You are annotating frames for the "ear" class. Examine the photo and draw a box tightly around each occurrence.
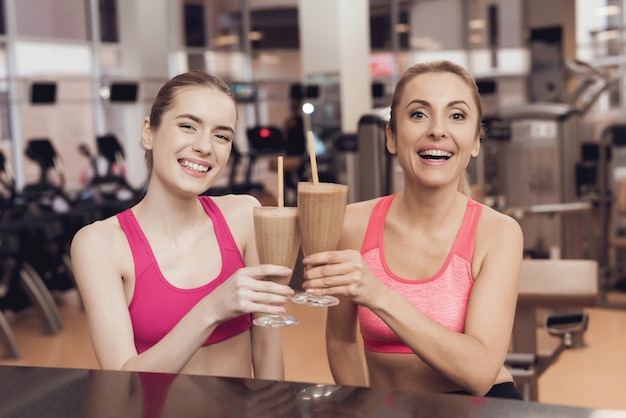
[141,117,153,150]
[386,124,397,155]
[471,134,481,158]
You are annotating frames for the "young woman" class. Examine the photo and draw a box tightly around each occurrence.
[70,71,294,380]
[301,60,524,399]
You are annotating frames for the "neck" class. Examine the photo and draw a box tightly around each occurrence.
[134,190,205,238]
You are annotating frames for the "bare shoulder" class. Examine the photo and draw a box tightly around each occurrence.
[474,202,524,261]
[69,214,132,291]
[344,199,379,227]
[207,194,261,247]
[210,194,261,218]
[477,203,523,237]
[70,215,127,259]
[346,198,380,216]
[339,198,382,250]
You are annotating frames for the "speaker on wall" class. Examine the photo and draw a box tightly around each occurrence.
[290,83,303,100]
[476,80,497,95]
[30,82,57,104]
[372,82,385,98]
[290,83,320,100]
[110,82,138,102]
[305,85,319,99]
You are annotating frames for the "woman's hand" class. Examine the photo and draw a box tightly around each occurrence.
[301,250,383,307]
[207,265,295,322]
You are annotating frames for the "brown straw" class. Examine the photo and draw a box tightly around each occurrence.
[307,131,319,185]
[277,155,284,207]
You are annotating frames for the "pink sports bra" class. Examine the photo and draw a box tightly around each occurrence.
[119,196,251,354]
[358,195,481,353]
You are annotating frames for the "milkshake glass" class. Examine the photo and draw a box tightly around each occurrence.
[253,206,301,327]
[292,181,348,307]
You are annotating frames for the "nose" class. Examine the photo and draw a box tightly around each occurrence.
[427,116,446,139]
[192,134,213,154]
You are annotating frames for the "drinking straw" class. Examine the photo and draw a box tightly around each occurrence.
[307,131,319,185]
[277,155,284,207]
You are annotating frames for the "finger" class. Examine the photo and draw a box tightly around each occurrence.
[242,283,294,304]
[304,283,352,297]
[229,285,293,309]
[244,264,293,279]
[302,249,346,266]
[250,300,289,315]
[304,261,353,281]
[304,262,360,287]
[301,272,334,289]
[247,279,295,296]
[302,250,361,265]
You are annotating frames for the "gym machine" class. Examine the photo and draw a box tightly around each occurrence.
[496,60,614,261]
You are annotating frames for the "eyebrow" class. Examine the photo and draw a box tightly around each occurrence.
[175,113,202,123]
[406,99,471,110]
[175,113,235,134]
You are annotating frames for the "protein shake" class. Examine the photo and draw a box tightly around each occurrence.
[253,206,301,284]
[297,181,349,257]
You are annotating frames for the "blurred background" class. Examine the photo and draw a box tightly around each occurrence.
[0,0,626,412]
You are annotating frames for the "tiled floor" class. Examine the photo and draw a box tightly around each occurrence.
[1,288,626,411]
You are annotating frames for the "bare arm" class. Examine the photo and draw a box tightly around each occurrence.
[71,217,293,374]
[325,296,368,387]
[376,212,522,394]
[250,324,284,380]
[325,202,372,387]
[71,222,152,371]
[240,198,286,380]
[305,208,523,395]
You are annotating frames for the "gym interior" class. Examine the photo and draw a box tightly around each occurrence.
[0,0,625,414]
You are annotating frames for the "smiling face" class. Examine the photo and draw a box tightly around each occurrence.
[141,85,237,196]
[386,70,481,191]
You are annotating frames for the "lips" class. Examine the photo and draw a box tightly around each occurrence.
[179,159,210,173]
[418,149,452,160]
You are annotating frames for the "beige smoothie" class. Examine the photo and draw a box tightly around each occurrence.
[297,182,349,256]
[253,206,301,285]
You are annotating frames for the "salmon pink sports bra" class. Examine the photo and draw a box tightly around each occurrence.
[358,195,481,353]
[118,196,251,354]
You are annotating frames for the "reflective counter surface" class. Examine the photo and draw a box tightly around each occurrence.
[0,365,625,417]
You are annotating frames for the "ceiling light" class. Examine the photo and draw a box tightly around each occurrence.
[213,34,239,47]
[248,31,263,41]
[469,34,483,44]
[468,19,486,30]
[597,29,619,41]
[597,5,620,16]
[395,23,409,33]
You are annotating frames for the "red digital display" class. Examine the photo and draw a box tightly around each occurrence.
[259,128,271,138]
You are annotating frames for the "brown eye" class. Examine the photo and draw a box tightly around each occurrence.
[215,133,233,142]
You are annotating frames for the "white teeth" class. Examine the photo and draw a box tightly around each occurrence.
[419,149,452,158]
[180,160,209,172]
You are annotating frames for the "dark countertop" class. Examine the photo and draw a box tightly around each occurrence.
[0,365,625,418]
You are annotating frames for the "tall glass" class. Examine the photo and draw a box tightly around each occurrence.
[253,206,301,327]
[292,181,348,307]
